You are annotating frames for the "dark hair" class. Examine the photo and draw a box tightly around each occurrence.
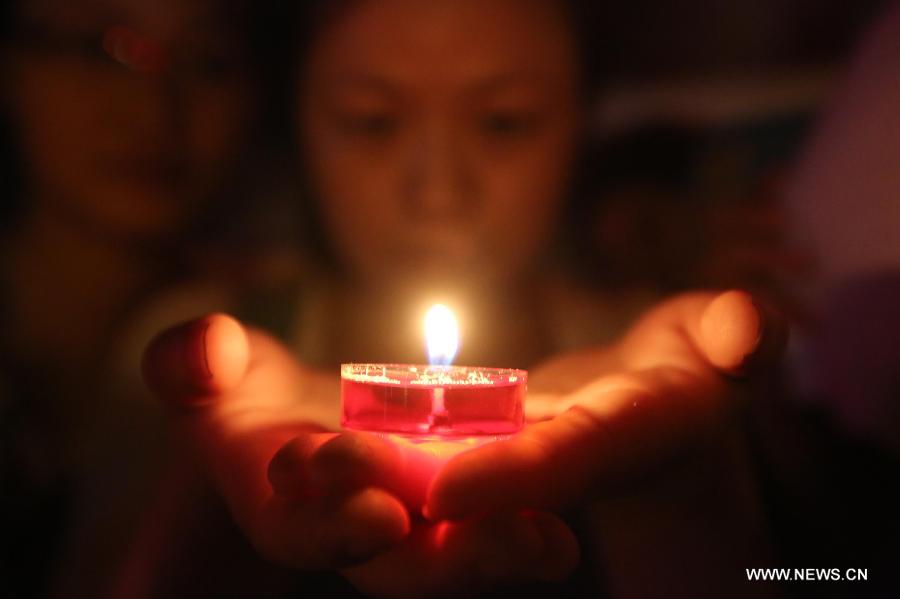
[0,0,13,48]
[0,0,24,231]
[292,0,604,97]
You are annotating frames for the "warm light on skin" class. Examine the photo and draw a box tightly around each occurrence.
[425,304,459,366]
[341,304,524,499]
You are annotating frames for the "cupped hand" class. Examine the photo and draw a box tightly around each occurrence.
[425,290,786,520]
[142,315,578,598]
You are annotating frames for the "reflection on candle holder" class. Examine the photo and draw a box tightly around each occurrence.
[340,363,526,444]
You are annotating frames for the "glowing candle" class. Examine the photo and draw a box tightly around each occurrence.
[341,304,526,444]
[425,304,455,426]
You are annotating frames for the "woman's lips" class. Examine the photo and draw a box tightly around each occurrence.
[387,241,482,277]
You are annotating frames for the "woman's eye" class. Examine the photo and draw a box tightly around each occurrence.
[480,112,539,138]
[40,30,119,65]
[339,113,399,138]
[85,40,120,65]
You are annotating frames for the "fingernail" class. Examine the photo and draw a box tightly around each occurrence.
[142,314,248,403]
[195,313,249,392]
[142,318,212,401]
[186,321,213,382]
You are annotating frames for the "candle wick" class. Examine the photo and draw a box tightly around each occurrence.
[433,387,446,413]
[429,386,450,431]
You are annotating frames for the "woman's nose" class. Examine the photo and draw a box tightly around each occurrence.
[402,126,476,219]
[103,74,184,143]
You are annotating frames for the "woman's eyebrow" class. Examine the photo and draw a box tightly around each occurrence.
[466,71,551,96]
[17,0,121,30]
[328,72,393,92]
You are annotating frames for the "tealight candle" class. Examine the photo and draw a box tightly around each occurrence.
[341,304,526,450]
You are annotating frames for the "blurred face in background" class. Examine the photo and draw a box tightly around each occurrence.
[299,0,583,292]
[2,0,254,241]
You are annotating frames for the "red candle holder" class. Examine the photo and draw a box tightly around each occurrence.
[341,363,526,509]
[341,363,526,443]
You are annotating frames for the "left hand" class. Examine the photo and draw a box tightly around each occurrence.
[428,290,784,516]
[425,290,786,596]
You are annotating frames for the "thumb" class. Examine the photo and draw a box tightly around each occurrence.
[141,313,250,405]
[695,290,788,376]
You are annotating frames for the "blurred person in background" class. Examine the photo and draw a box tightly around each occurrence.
[772,3,900,592]
[0,0,260,596]
[786,0,900,455]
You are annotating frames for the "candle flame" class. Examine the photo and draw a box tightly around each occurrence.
[425,304,459,366]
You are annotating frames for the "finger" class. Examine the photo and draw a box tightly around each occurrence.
[525,511,581,581]
[142,313,249,404]
[248,432,416,571]
[267,432,338,499]
[427,367,722,521]
[308,432,404,491]
[310,433,453,508]
[142,314,388,572]
[624,290,786,377]
[342,511,578,597]
[143,315,338,537]
[695,290,787,376]
[268,432,410,498]
[443,511,578,583]
[256,487,410,570]
[696,290,761,373]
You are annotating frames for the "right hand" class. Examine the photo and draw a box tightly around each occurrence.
[142,314,578,598]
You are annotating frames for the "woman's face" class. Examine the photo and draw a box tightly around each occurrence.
[3,0,254,240]
[299,0,582,290]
